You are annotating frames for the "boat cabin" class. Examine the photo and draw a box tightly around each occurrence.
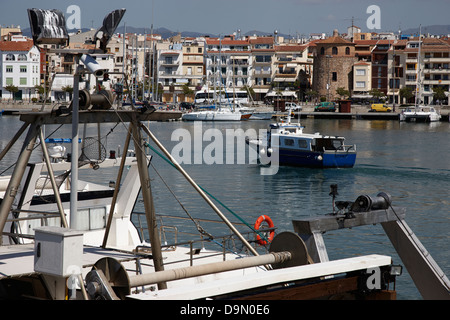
[268,122,348,153]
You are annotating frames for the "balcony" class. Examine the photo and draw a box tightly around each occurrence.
[423,57,450,63]
[423,79,450,85]
[160,61,180,67]
[423,68,450,74]
[253,70,272,76]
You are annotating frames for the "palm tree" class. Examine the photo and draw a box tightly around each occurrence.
[5,84,19,103]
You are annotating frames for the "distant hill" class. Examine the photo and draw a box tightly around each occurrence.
[402,25,450,36]
[115,26,216,39]
[21,24,450,41]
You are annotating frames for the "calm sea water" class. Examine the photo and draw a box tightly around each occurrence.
[0,114,448,300]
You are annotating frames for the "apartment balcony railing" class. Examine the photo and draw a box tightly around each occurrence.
[423,68,450,74]
[160,62,180,67]
[423,79,450,85]
[405,69,417,74]
[423,57,450,63]
[158,71,182,77]
[253,70,272,76]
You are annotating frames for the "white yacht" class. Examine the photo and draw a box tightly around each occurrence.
[400,106,441,122]
[182,103,250,121]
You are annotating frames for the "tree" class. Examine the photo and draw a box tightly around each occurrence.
[399,87,413,104]
[305,90,319,103]
[62,85,73,101]
[5,84,19,102]
[369,88,385,102]
[34,85,45,102]
[336,87,350,99]
[241,85,255,101]
[182,84,194,96]
[432,87,446,105]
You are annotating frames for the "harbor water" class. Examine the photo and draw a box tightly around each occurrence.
[0,115,448,300]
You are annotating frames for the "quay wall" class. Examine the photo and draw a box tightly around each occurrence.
[1,103,449,121]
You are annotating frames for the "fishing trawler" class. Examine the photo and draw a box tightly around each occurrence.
[247,115,357,168]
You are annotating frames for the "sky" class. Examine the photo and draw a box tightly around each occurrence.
[2,0,450,37]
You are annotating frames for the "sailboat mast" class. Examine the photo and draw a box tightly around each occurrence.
[415,25,422,108]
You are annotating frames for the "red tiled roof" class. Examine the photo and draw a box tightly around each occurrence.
[249,37,274,44]
[274,45,307,52]
[206,39,249,45]
[317,36,353,45]
[0,40,34,52]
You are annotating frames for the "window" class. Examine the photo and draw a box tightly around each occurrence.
[20,78,27,85]
[320,47,325,55]
[18,54,27,61]
[332,72,337,81]
[356,81,366,88]
[198,48,202,53]
[20,66,27,73]
[6,65,13,73]
[356,69,366,76]
[298,139,308,148]
[332,47,338,55]
[256,55,272,63]
[6,53,15,61]
[345,47,350,55]
[284,138,295,146]
[77,207,106,231]
[6,78,13,85]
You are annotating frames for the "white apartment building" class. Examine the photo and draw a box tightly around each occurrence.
[269,44,312,100]
[156,42,184,102]
[353,61,372,99]
[0,40,40,101]
[389,37,450,106]
[205,37,252,90]
[250,36,274,100]
[182,38,205,92]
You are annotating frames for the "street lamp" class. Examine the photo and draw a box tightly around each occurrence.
[27,8,126,230]
[27,9,69,46]
[326,55,333,101]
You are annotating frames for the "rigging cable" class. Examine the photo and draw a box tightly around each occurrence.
[143,141,269,243]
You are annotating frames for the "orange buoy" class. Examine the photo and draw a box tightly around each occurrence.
[254,215,275,245]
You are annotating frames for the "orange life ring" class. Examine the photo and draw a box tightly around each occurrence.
[254,215,275,245]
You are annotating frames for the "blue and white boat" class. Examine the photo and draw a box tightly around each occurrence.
[247,115,356,168]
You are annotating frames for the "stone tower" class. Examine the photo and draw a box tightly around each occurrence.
[312,29,357,101]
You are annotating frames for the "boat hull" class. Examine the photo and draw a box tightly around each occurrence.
[400,107,441,122]
[182,111,242,121]
[247,141,356,169]
[249,112,275,120]
[278,148,356,168]
[401,114,441,122]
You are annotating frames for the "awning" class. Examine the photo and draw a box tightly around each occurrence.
[266,91,297,98]
[273,77,296,82]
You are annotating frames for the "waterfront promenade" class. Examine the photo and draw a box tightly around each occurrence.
[1,102,449,121]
